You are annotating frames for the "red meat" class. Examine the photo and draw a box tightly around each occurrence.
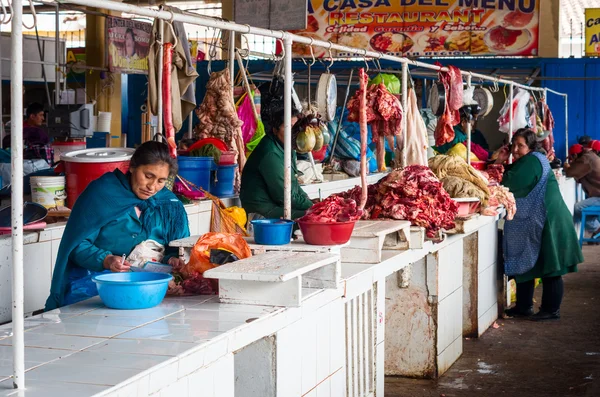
[335,166,458,237]
[299,196,363,223]
[358,68,368,210]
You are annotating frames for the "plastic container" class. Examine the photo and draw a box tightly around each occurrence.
[211,164,238,197]
[30,176,66,208]
[178,156,214,192]
[97,111,112,133]
[453,197,481,217]
[52,141,86,163]
[62,148,134,208]
[219,151,236,165]
[471,161,487,171]
[297,220,356,246]
[251,219,294,245]
[92,272,172,310]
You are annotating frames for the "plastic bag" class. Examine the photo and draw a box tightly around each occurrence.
[223,206,248,231]
[237,93,258,144]
[369,73,400,95]
[446,143,480,162]
[498,89,530,134]
[127,239,165,269]
[181,232,251,277]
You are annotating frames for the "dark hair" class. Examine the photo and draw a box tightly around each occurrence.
[130,141,178,176]
[578,135,592,146]
[26,102,44,118]
[270,107,302,133]
[125,28,135,40]
[512,128,541,152]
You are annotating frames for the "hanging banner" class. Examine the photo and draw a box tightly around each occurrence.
[289,0,540,57]
[585,8,600,57]
[106,17,152,74]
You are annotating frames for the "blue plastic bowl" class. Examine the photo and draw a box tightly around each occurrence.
[251,219,295,245]
[92,272,173,310]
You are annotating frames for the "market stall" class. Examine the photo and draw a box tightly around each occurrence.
[3,0,572,395]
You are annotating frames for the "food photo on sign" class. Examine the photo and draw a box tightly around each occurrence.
[284,0,540,57]
[107,16,152,74]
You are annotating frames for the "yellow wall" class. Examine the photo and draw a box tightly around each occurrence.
[85,10,122,148]
[539,0,560,57]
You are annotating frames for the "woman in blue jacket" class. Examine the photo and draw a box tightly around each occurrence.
[45,141,190,310]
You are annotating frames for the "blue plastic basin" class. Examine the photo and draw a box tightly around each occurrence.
[92,272,172,310]
[251,219,294,245]
[178,156,214,192]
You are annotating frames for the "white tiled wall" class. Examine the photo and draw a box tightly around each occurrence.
[276,297,346,397]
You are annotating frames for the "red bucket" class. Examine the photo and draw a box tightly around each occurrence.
[62,148,134,208]
[297,220,356,246]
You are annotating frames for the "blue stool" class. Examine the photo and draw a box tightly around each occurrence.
[579,206,600,247]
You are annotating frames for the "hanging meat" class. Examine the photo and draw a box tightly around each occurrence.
[347,80,403,172]
[195,69,246,190]
[405,87,428,166]
[433,63,463,146]
[358,68,368,210]
[162,43,177,158]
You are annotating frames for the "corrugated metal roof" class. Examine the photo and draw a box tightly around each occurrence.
[561,0,600,37]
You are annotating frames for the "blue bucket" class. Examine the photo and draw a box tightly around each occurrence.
[211,164,238,197]
[92,272,172,310]
[251,219,294,245]
[178,157,214,192]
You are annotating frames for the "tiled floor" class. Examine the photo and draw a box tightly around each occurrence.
[0,295,279,396]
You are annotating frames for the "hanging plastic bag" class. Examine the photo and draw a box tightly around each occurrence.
[236,93,258,144]
[368,73,400,95]
[498,89,530,134]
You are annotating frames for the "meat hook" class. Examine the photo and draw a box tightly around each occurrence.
[326,41,334,73]
[362,50,369,73]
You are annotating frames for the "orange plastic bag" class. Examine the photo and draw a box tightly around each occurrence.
[181,232,251,277]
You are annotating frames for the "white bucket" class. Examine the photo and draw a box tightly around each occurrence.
[97,112,112,133]
[30,176,67,208]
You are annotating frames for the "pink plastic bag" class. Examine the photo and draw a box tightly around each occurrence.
[237,94,257,144]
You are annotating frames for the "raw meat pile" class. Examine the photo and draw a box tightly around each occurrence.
[483,185,516,221]
[347,80,403,171]
[299,196,363,223]
[434,64,463,146]
[337,166,458,237]
[195,69,246,190]
[482,164,504,185]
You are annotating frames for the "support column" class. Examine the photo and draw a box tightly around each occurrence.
[85,10,122,147]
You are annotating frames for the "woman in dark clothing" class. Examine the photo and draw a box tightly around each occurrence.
[497,129,583,321]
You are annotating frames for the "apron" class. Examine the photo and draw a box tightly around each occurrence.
[503,152,550,276]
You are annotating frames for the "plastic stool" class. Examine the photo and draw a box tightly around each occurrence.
[579,206,600,247]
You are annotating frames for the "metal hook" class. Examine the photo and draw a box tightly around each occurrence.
[327,42,334,73]
[363,50,369,73]
[309,38,316,67]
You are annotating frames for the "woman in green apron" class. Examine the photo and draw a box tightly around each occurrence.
[499,129,583,321]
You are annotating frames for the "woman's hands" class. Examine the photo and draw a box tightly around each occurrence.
[495,146,510,164]
[103,255,131,272]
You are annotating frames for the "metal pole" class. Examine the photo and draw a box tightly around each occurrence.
[508,84,514,164]
[565,94,569,160]
[401,62,408,167]
[466,74,472,166]
[283,35,292,219]
[0,24,3,148]
[229,31,235,99]
[11,0,25,389]
[55,3,60,106]
[156,18,164,139]
[60,0,558,94]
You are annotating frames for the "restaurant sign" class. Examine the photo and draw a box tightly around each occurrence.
[585,8,600,57]
[106,16,152,74]
[289,0,540,57]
